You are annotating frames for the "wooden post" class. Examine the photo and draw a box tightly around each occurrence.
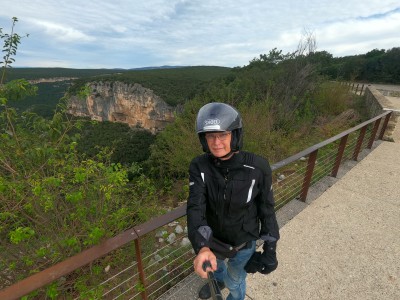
[353,126,367,161]
[378,112,392,140]
[299,150,318,202]
[331,135,348,177]
[367,119,381,149]
[135,239,148,300]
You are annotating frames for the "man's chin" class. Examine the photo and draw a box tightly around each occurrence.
[212,151,234,160]
[212,151,226,157]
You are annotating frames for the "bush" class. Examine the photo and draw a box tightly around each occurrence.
[74,120,156,165]
[145,51,366,179]
[0,83,163,289]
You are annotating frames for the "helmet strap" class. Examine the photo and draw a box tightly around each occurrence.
[217,151,235,160]
[230,128,243,152]
[199,133,209,153]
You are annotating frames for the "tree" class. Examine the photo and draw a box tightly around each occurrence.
[1,18,162,295]
[0,17,28,84]
[381,47,400,82]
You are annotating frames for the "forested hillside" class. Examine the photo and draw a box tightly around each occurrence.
[67,66,232,106]
[8,81,70,118]
[311,47,400,83]
[4,67,128,81]
[6,66,232,119]
[6,47,399,120]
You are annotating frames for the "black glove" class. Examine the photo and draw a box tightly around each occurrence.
[259,241,278,274]
[244,251,262,273]
[244,241,278,274]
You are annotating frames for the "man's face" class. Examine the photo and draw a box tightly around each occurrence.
[205,131,232,159]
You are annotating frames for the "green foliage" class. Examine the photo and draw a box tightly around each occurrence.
[9,227,35,244]
[5,67,127,81]
[0,103,163,290]
[248,48,295,66]
[84,227,106,246]
[312,81,350,115]
[0,78,38,101]
[145,98,204,178]
[6,66,232,126]
[67,66,233,106]
[0,23,163,294]
[76,84,91,99]
[5,81,70,118]
[317,47,400,83]
[135,281,146,292]
[1,17,29,83]
[45,282,59,299]
[146,50,364,179]
[74,120,156,165]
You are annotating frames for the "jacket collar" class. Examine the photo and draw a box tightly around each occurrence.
[210,151,242,168]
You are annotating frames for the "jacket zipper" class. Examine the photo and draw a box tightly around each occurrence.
[220,168,229,232]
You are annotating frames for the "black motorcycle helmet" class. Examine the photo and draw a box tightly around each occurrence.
[196,102,243,153]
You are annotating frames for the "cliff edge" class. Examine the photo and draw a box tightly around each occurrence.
[67,81,175,133]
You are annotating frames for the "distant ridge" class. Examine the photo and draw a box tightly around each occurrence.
[128,65,189,70]
[14,65,188,70]
[6,66,231,82]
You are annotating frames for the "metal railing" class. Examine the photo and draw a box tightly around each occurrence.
[340,81,366,95]
[0,110,392,300]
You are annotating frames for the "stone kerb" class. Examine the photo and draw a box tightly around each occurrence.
[364,86,399,142]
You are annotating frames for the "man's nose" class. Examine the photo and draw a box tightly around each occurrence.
[211,137,222,144]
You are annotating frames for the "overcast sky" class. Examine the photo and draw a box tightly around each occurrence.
[1,0,399,69]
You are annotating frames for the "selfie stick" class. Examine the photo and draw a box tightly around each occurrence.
[203,261,224,300]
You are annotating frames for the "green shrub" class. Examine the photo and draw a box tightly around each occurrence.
[1,86,163,291]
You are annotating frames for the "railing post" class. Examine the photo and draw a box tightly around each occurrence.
[378,112,392,140]
[367,119,381,149]
[299,150,318,202]
[352,126,367,161]
[361,84,365,95]
[135,238,148,300]
[355,84,359,94]
[331,135,348,177]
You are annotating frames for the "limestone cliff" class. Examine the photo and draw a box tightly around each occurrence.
[67,81,175,133]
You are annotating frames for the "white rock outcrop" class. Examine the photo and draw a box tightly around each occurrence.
[67,81,175,133]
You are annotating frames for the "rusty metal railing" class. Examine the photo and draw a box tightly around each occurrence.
[0,110,392,300]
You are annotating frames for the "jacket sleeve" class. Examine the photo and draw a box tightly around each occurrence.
[256,158,280,242]
[186,157,212,253]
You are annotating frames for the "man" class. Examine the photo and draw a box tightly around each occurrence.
[187,102,280,300]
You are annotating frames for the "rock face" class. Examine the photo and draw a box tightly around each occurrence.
[67,81,175,133]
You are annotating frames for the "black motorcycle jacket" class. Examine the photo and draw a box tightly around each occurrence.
[187,151,280,254]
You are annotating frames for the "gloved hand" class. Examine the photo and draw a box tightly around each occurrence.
[259,241,278,274]
[244,251,262,273]
[244,241,278,274]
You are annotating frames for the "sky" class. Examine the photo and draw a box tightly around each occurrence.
[1,0,399,69]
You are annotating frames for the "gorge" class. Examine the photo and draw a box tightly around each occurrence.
[67,81,176,133]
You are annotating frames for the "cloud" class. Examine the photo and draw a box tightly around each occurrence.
[317,9,400,56]
[0,0,399,68]
[30,19,96,43]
